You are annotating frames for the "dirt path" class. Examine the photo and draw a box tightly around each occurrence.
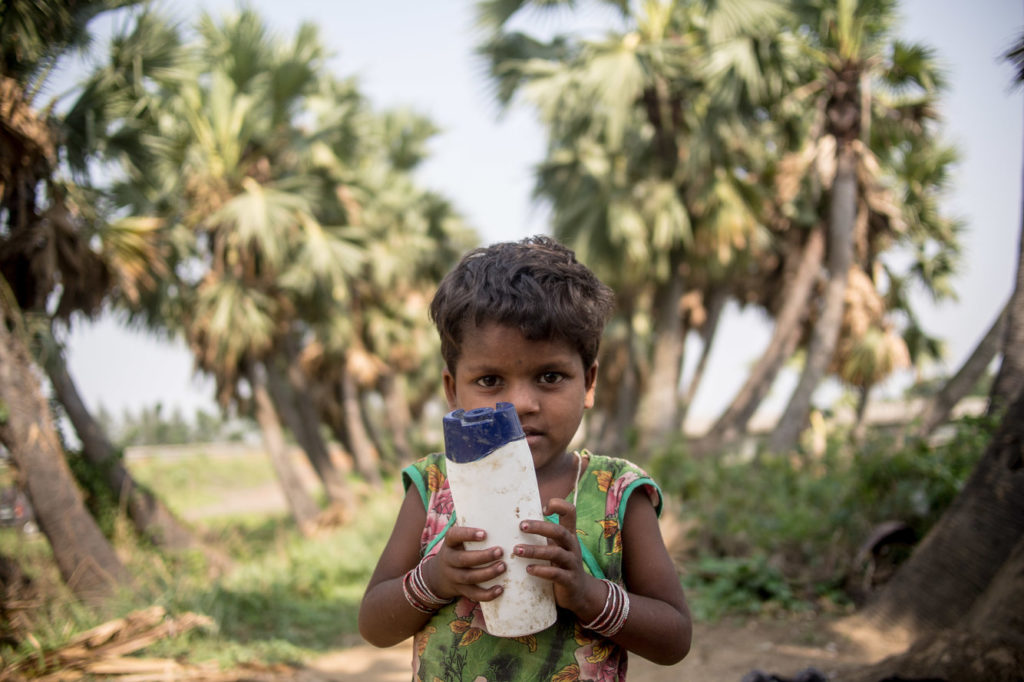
[285,612,888,682]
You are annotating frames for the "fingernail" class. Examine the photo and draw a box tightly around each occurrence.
[520,522,529,531]
[474,530,485,540]
[514,546,525,556]
[496,562,506,573]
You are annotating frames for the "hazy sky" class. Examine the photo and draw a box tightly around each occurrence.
[64,0,1024,424]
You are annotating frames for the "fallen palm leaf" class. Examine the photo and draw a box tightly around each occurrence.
[3,606,215,680]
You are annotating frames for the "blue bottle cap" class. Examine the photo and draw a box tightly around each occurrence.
[443,402,525,463]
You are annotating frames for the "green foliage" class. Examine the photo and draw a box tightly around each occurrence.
[847,414,995,537]
[129,448,277,516]
[98,403,252,448]
[682,554,805,621]
[652,414,995,619]
[0,472,400,671]
[132,494,396,665]
[64,449,123,537]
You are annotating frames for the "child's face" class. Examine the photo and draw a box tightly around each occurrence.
[443,322,597,473]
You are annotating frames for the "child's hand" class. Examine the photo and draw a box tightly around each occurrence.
[515,498,601,616]
[427,526,506,603]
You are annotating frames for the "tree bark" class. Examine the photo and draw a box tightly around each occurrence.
[913,301,1008,438]
[695,228,825,455]
[850,384,870,444]
[839,389,1024,682]
[248,363,319,535]
[380,371,415,466]
[597,312,641,456]
[0,316,127,603]
[989,169,1024,416]
[859,386,1024,637]
[340,363,381,482]
[43,337,205,553]
[636,267,688,450]
[266,359,352,511]
[769,146,857,453]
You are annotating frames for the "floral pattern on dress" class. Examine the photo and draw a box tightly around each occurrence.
[403,451,658,682]
[421,462,454,558]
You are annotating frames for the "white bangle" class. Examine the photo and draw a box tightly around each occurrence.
[582,579,630,637]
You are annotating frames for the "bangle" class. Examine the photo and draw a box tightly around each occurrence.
[402,557,454,614]
[582,579,630,637]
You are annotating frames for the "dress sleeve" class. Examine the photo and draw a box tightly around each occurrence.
[402,460,429,510]
[611,462,663,525]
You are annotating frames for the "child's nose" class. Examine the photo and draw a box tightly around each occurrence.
[508,383,540,415]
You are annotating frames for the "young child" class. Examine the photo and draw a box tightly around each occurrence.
[359,236,692,680]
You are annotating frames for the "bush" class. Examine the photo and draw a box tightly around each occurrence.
[651,414,995,618]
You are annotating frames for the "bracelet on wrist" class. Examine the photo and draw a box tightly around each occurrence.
[582,578,630,638]
[402,557,454,614]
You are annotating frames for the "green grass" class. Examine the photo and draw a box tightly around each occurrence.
[0,450,401,674]
[128,449,280,514]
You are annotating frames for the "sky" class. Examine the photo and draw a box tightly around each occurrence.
[63,0,1024,426]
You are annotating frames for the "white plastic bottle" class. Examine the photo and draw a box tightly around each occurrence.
[442,402,558,637]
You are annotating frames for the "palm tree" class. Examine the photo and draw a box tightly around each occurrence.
[479,0,799,452]
[82,8,475,512]
[988,32,1024,416]
[768,0,951,452]
[78,9,359,530]
[0,292,128,602]
[835,34,1024,678]
[0,0,223,579]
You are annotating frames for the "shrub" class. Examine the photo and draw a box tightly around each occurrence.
[651,414,994,618]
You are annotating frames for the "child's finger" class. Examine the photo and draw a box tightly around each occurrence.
[514,543,576,573]
[446,545,504,569]
[460,582,504,603]
[517,517,576,551]
[543,498,577,537]
[444,525,488,547]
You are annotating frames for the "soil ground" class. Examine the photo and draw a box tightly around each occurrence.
[287,612,888,682]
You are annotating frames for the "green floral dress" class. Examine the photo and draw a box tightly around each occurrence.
[401,449,662,682]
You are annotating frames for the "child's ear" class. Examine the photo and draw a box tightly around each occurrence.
[583,362,598,410]
[442,367,458,410]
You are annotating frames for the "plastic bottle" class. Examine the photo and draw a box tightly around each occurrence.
[442,402,557,637]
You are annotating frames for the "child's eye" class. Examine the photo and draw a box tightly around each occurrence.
[539,372,565,385]
[475,375,501,388]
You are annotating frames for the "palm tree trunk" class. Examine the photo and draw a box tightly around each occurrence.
[340,364,381,482]
[913,301,1008,438]
[770,147,857,453]
[266,360,352,511]
[678,287,726,429]
[695,228,825,455]
[248,363,319,535]
[43,336,206,553]
[0,314,127,603]
[988,159,1024,415]
[380,371,415,466]
[637,267,687,450]
[851,385,870,444]
[598,314,641,455]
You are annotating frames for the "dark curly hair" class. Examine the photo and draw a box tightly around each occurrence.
[429,235,615,373]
